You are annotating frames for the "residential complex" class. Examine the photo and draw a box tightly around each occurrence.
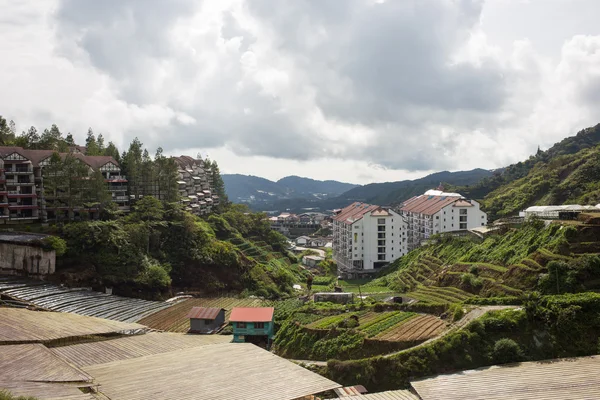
[172,155,219,215]
[332,202,408,277]
[0,146,220,224]
[269,212,328,237]
[397,189,488,251]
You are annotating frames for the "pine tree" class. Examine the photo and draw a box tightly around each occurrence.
[85,128,101,155]
[65,133,75,145]
[122,138,144,200]
[0,116,15,145]
[104,141,120,162]
[97,133,105,153]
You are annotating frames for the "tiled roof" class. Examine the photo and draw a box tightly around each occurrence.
[229,307,274,322]
[371,208,392,217]
[0,146,120,168]
[333,202,379,224]
[400,195,466,216]
[452,200,474,207]
[185,307,224,320]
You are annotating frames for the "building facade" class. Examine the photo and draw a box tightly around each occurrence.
[187,307,226,334]
[333,202,408,277]
[0,146,129,224]
[230,307,275,348]
[172,156,219,216]
[397,189,488,251]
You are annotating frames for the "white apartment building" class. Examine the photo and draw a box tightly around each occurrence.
[398,189,487,251]
[333,202,408,277]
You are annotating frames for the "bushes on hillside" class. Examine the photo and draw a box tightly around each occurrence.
[492,338,524,364]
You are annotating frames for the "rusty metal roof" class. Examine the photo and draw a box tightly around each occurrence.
[229,307,274,322]
[185,307,224,320]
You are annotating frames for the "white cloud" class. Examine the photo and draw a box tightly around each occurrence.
[0,0,599,184]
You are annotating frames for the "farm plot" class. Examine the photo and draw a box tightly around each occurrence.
[374,314,446,342]
[139,297,266,332]
[359,312,416,338]
[406,285,472,304]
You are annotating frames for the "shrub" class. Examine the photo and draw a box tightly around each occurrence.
[41,235,67,256]
[449,304,465,321]
[0,390,38,400]
[491,338,524,364]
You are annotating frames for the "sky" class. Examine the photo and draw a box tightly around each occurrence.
[1,0,599,184]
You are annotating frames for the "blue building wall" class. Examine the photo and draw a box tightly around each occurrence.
[232,321,274,343]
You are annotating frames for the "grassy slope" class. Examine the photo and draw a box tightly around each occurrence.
[371,222,600,299]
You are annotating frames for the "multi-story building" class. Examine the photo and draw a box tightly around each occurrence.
[333,202,408,278]
[172,155,219,216]
[397,189,488,251]
[0,147,129,224]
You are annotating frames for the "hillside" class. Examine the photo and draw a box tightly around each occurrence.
[250,169,492,212]
[451,123,600,219]
[222,174,358,206]
[369,219,600,299]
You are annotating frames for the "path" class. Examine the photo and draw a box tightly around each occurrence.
[288,305,519,366]
[293,246,326,257]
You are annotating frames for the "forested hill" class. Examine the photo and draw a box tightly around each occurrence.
[450,123,600,220]
[250,169,492,212]
[222,174,358,205]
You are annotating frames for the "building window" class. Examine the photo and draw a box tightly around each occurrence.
[237,322,247,329]
[459,216,467,222]
[354,225,359,228]
[378,239,385,246]
[459,209,467,215]
[378,226,385,232]
[481,223,485,226]
[436,216,439,219]
[378,233,385,239]
[481,215,485,218]
[377,218,386,224]
[460,223,467,230]
[204,320,211,325]
[354,247,357,250]
[378,247,385,253]
[355,254,358,257]
[378,254,386,260]
[255,322,265,329]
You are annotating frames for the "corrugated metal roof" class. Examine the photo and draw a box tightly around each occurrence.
[411,356,600,400]
[230,307,274,322]
[0,380,96,400]
[327,389,420,400]
[400,195,463,216]
[185,307,224,320]
[52,332,231,368]
[84,343,341,400]
[333,202,380,224]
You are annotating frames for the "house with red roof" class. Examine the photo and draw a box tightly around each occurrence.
[397,189,488,251]
[332,203,408,278]
[230,307,275,347]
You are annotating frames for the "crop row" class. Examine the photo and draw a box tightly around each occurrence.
[361,312,416,338]
[356,311,400,331]
[307,312,362,329]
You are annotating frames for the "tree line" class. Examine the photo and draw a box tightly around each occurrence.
[0,116,228,213]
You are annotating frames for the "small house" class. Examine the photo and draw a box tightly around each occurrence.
[230,307,275,348]
[295,236,311,246]
[302,255,324,268]
[313,292,354,304]
[186,307,226,334]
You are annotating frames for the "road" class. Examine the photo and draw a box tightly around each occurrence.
[293,246,326,257]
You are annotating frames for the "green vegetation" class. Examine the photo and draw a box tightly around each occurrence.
[326,292,600,391]
[450,123,600,219]
[360,312,415,338]
[372,221,600,298]
[0,391,37,400]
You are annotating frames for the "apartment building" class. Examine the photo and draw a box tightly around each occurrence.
[172,156,219,215]
[333,202,408,278]
[397,189,488,251]
[0,147,129,224]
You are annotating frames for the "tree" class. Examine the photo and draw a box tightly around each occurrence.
[121,138,144,200]
[39,124,63,150]
[97,133,105,153]
[491,338,524,364]
[154,147,179,202]
[104,141,120,162]
[129,196,165,222]
[65,133,75,145]
[17,126,40,149]
[0,116,15,145]
[206,159,228,210]
[85,128,101,155]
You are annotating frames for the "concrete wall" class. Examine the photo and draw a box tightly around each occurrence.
[0,242,55,277]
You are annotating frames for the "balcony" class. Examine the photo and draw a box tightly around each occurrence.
[8,205,38,210]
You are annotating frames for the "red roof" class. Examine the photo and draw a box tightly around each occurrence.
[229,307,274,323]
[186,307,224,320]
[332,202,379,224]
[400,195,467,216]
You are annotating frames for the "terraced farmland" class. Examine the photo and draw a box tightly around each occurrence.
[406,286,473,304]
[374,314,446,342]
[138,297,266,332]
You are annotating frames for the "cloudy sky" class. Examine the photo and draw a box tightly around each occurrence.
[1,0,599,184]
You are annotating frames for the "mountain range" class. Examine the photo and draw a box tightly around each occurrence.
[224,122,600,216]
[223,169,493,213]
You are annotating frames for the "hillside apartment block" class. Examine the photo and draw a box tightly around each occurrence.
[0,146,219,224]
[397,189,488,251]
[333,202,408,277]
